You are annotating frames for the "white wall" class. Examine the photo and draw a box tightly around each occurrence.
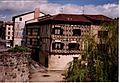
[48,54,81,70]
[5,25,13,40]
[13,12,45,47]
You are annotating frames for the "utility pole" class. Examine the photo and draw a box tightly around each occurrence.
[59,7,63,14]
[82,5,85,15]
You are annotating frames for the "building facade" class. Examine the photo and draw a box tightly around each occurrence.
[25,14,112,70]
[12,8,47,47]
[0,22,14,48]
[4,22,14,47]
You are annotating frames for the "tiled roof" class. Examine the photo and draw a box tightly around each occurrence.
[84,15,112,21]
[5,22,13,25]
[50,14,91,22]
[38,14,112,23]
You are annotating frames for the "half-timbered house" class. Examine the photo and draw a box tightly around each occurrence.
[25,14,112,70]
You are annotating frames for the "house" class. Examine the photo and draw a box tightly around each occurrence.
[12,8,48,47]
[4,22,14,47]
[25,14,112,70]
[0,21,14,48]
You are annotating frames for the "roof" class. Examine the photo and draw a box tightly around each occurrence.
[26,14,52,24]
[84,15,112,21]
[12,11,47,21]
[26,14,113,25]
[39,14,91,23]
[5,22,13,25]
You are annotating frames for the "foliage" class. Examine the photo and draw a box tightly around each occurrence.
[65,20,118,82]
[8,46,31,53]
[65,60,88,82]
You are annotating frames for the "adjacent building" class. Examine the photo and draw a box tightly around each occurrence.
[4,22,14,47]
[0,21,14,48]
[12,8,47,47]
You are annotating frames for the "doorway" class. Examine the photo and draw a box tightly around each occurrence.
[45,56,48,68]
[31,48,40,62]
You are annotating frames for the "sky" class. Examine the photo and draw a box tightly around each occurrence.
[0,0,119,21]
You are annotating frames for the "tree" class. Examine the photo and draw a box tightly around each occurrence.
[65,20,118,82]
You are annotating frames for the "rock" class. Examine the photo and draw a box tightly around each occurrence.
[0,52,31,82]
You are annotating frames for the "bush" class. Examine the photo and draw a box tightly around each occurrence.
[8,46,31,53]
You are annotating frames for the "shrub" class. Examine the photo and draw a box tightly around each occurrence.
[8,46,31,53]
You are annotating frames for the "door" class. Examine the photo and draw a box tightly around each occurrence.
[31,48,40,62]
[45,56,48,68]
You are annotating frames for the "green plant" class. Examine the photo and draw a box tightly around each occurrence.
[8,46,31,52]
[65,20,118,82]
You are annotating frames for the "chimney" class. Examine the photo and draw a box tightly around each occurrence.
[34,8,40,19]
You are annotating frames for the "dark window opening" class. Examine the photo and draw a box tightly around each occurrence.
[73,29,81,36]
[8,32,10,35]
[8,27,10,30]
[68,43,80,50]
[33,29,39,36]
[8,36,10,39]
[52,42,64,50]
[33,39,39,46]
[98,31,108,38]
[52,27,63,35]
[30,29,33,36]
[19,17,22,21]
[30,38,32,45]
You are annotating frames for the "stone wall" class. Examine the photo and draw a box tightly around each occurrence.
[0,52,31,82]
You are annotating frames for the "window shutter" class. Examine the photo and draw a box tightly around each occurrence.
[61,43,64,49]
[52,43,55,49]
[52,28,55,34]
[60,29,63,35]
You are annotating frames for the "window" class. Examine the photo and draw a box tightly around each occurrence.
[98,31,108,38]
[33,39,39,46]
[8,27,10,30]
[73,29,81,36]
[68,43,80,50]
[30,38,32,45]
[30,29,33,36]
[55,29,60,34]
[52,42,64,50]
[33,29,39,36]
[8,32,10,35]
[52,27,63,35]
[8,36,10,39]
[19,17,22,21]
